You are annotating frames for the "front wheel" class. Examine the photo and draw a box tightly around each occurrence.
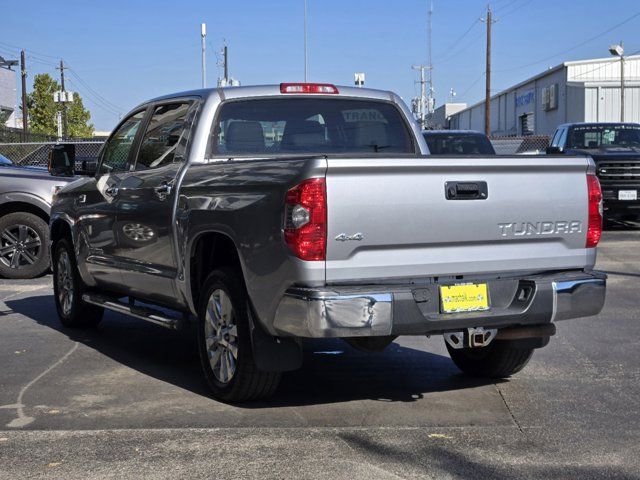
[197,268,281,403]
[52,239,103,328]
[0,212,50,279]
[445,339,534,378]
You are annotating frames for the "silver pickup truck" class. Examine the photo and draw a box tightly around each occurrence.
[0,156,76,279]
[50,83,606,402]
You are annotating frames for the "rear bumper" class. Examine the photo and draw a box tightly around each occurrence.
[273,270,606,338]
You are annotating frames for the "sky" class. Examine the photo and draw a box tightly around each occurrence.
[2,0,640,131]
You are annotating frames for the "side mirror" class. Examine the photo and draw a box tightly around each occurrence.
[546,145,562,155]
[48,144,75,176]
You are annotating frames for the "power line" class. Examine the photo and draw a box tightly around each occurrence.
[0,40,59,60]
[493,0,520,13]
[66,67,124,112]
[497,0,534,18]
[433,30,485,66]
[496,10,640,73]
[458,71,485,100]
[571,48,640,79]
[65,78,121,118]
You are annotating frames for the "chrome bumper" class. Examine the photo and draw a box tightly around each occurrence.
[273,271,606,338]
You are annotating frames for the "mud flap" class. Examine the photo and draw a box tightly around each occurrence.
[248,307,303,372]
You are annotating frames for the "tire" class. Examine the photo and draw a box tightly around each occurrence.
[52,238,103,328]
[197,268,281,403]
[445,339,534,378]
[0,212,50,279]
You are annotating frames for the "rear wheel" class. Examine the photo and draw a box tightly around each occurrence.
[0,212,50,279]
[52,239,103,328]
[197,268,281,402]
[445,339,534,378]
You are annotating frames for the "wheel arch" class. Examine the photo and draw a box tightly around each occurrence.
[188,230,246,314]
[0,200,50,224]
[50,216,74,245]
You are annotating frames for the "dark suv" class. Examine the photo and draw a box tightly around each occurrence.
[548,123,640,220]
[423,130,496,155]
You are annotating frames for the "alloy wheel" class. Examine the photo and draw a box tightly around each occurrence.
[56,250,74,316]
[204,289,239,384]
[0,224,41,269]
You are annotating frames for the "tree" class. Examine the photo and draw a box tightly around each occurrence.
[25,73,94,137]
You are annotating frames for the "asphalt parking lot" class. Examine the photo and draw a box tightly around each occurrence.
[0,225,639,479]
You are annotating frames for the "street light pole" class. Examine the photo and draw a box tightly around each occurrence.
[621,45,625,122]
[609,41,625,122]
[20,50,28,139]
[201,23,207,88]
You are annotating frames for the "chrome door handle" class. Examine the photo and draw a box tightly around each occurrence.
[154,182,172,197]
[105,185,119,197]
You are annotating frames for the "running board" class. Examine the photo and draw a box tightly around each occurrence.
[82,293,187,330]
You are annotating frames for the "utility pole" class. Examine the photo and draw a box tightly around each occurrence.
[201,23,207,88]
[620,41,625,122]
[412,65,431,129]
[426,0,434,128]
[20,50,28,139]
[481,5,496,137]
[57,60,68,138]
[223,44,228,82]
[303,0,308,81]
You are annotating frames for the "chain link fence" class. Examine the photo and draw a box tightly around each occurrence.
[0,141,104,168]
[0,131,552,167]
[490,136,551,155]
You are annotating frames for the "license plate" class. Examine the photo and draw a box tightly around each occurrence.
[440,283,489,313]
[619,190,637,201]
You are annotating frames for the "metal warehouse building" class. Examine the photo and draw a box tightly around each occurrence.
[447,55,640,136]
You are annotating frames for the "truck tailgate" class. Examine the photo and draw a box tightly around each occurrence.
[325,156,593,282]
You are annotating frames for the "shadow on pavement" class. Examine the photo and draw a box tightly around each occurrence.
[338,433,636,480]
[604,217,640,231]
[7,293,495,408]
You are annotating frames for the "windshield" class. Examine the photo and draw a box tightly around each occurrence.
[566,124,640,149]
[423,133,495,155]
[211,98,415,155]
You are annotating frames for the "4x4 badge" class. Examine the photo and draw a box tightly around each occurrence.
[335,233,364,242]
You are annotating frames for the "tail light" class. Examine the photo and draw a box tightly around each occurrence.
[284,178,327,261]
[280,83,339,94]
[586,174,603,248]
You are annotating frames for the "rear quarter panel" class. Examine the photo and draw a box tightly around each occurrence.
[175,157,327,334]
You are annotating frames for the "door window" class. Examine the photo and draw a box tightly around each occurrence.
[558,128,568,148]
[135,103,192,170]
[100,110,146,173]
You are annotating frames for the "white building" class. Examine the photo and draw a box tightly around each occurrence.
[447,54,640,136]
[0,68,17,128]
[432,102,467,129]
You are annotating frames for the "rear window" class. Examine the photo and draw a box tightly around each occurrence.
[567,124,640,149]
[424,133,495,155]
[211,98,414,155]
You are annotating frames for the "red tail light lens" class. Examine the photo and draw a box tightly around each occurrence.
[284,178,327,261]
[280,83,339,94]
[586,174,603,248]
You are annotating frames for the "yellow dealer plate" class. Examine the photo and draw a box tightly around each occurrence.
[440,283,489,313]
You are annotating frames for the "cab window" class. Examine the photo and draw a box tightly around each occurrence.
[100,110,146,173]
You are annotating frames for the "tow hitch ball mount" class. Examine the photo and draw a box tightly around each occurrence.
[444,327,498,350]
